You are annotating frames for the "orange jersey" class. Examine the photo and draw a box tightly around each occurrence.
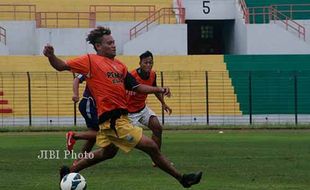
[127,69,156,113]
[67,54,130,116]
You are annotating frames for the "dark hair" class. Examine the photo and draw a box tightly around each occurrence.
[86,26,111,51]
[139,50,153,61]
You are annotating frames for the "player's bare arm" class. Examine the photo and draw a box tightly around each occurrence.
[43,44,70,71]
[125,72,171,97]
[155,93,172,115]
[134,84,171,97]
[72,77,80,103]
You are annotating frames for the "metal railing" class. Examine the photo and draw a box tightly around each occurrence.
[89,4,156,21]
[248,6,270,24]
[240,3,307,41]
[0,4,36,20]
[0,4,159,28]
[0,26,6,45]
[130,7,185,40]
[247,6,306,41]
[270,7,306,41]
[272,4,310,19]
[175,0,185,23]
[239,0,249,23]
[244,3,310,23]
[2,71,310,126]
[35,12,96,28]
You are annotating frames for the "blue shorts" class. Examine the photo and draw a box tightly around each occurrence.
[78,97,99,131]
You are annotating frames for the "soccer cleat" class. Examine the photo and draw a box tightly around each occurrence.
[59,165,70,182]
[66,131,76,152]
[180,171,202,188]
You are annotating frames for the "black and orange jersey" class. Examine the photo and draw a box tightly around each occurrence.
[127,68,156,113]
[66,54,139,116]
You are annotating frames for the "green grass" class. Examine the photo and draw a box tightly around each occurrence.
[0,130,310,190]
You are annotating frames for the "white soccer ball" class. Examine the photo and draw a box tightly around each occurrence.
[60,173,87,190]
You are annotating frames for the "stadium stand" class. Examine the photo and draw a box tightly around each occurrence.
[225,55,310,114]
[0,55,241,121]
[30,73,74,118]
[0,72,78,125]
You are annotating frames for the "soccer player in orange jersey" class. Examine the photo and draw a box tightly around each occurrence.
[66,74,99,163]
[43,26,202,188]
[127,51,171,152]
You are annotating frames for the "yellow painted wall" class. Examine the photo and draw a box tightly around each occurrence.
[0,55,225,72]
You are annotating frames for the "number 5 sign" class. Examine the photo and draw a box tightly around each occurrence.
[203,0,211,14]
[184,0,235,20]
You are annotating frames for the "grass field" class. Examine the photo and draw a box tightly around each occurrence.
[0,129,309,190]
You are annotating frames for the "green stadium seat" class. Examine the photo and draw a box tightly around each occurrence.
[225,55,310,114]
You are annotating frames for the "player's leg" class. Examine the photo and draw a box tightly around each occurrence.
[66,130,97,151]
[67,98,98,152]
[71,128,97,140]
[79,130,97,153]
[61,124,119,178]
[94,115,202,188]
[148,115,162,149]
[71,144,118,172]
[135,134,177,177]
[77,98,99,153]
[60,144,118,180]
[139,106,162,149]
[70,129,97,166]
[134,134,202,188]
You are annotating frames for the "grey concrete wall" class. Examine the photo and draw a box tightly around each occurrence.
[96,21,139,54]
[36,28,95,55]
[1,17,309,56]
[0,41,9,55]
[37,22,139,55]
[299,20,310,45]
[0,21,139,55]
[230,2,310,55]
[229,0,247,54]
[0,21,36,55]
[123,24,187,55]
[247,23,310,54]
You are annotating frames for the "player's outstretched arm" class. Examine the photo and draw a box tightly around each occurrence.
[125,72,171,97]
[135,84,171,97]
[43,44,70,71]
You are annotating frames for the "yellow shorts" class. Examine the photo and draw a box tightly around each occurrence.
[96,115,143,153]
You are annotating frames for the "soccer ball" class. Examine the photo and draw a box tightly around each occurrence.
[60,173,87,190]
